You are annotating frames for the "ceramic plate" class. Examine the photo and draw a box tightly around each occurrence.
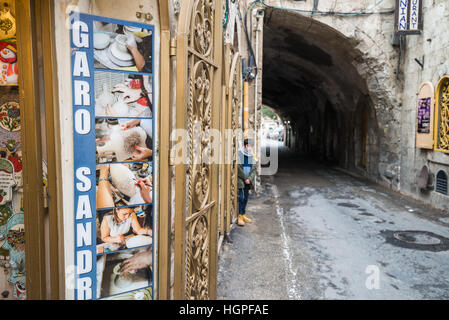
[110,41,133,61]
[94,32,111,50]
[126,235,152,248]
[108,45,135,67]
[0,102,20,132]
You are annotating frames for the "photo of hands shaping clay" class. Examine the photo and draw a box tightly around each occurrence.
[96,205,152,255]
[95,71,152,118]
[96,118,153,163]
[96,246,152,298]
[93,20,152,73]
[96,162,153,209]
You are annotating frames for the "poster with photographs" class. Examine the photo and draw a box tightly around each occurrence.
[71,13,155,300]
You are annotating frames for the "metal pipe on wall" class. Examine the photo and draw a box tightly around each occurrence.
[243,81,249,137]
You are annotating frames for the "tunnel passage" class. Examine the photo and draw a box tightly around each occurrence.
[262,8,381,176]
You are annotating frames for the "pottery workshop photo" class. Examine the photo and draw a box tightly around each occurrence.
[96,247,153,298]
[95,71,153,118]
[95,117,153,163]
[96,162,153,210]
[93,20,153,73]
[96,204,152,255]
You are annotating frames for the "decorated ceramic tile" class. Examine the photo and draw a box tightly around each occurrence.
[2,212,25,299]
[0,88,21,147]
[0,203,13,263]
[0,101,19,131]
[0,40,18,86]
[0,158,15,205]
[0,9,16,40]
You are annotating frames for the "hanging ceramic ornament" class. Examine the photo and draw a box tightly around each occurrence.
[0,41,18,85]
[0,9,16,40]
[0,158,16,205]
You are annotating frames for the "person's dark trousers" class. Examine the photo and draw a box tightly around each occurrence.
[238,184,250,214]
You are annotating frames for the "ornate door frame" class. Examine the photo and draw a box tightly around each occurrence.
[174,0,223,300]
[221,44,241,235]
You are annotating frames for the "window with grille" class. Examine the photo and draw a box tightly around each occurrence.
[435,76,449,153]
[435,170,448,195]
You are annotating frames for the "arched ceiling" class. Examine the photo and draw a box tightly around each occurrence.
[262,7,370,120]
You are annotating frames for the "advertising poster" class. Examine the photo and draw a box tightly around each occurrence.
[70,13,154,300]
[416,82,434,149]
[417,97,431,133]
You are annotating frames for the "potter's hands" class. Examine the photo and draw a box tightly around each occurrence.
[114,234,126,244]
[112,84,142,104]
[126,35,138,49]
[121,119,141,131]
[136,178,152,203]
[132,145,153,161]
[120,251,152,274]
[99,164,110,179]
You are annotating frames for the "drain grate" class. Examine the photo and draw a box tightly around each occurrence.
[381,230,449,252]
[393,231,442,245]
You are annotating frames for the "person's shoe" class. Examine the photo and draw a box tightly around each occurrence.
[242,214,252,223]
[237,214,245,226]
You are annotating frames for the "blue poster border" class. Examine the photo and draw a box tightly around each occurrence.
[71,12,156,301]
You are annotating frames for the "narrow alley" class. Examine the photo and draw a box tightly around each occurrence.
[217,141,449,300]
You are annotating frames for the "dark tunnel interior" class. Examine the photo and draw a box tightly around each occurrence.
[262,8,380,174]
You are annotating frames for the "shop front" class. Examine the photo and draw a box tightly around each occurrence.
[0,0,244,300]
[0,0,168,300]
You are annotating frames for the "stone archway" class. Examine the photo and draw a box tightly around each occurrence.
[262,7,400,185]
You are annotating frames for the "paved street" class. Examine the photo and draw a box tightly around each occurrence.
[217,141,449,300]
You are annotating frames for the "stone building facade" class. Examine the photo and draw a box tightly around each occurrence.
[256,0,449,211]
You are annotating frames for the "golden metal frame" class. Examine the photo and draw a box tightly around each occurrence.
[221,43,240,234]
[434,76,449,154]
[16,0,63,299]
[174,0,222,300]
[157,0,171,300]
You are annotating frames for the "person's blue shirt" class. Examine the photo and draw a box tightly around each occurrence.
[243,154,252,177]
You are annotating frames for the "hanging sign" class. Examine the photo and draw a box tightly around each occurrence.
[70,13,155,300]
[416,82,434,149]
[395,0,423,34]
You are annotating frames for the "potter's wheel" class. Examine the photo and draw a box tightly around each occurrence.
[100,259,149,297]
[94,48,121,69]
[108,44,135,67]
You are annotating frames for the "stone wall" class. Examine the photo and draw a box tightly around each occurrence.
[259,0,449,211]
[399,0,449,211]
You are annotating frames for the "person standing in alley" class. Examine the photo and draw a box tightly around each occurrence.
[237,139,257,227]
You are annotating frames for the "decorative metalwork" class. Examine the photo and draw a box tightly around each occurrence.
[186,214,209,299]
[191,0,214,59]
[183,0,217,300]
[229,51,241,222]
[437,78,449,152]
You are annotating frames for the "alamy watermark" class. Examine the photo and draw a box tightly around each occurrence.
[365,265,380,290]
[170,124,279,175]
